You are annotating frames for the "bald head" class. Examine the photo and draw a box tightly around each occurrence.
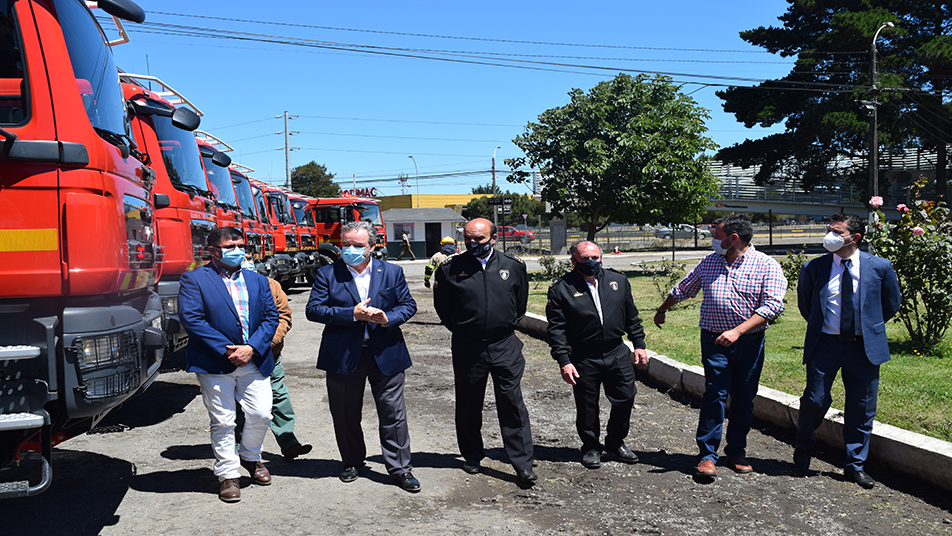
[463,218,496,258]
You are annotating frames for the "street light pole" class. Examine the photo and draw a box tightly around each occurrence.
[408,155,419,208]
[492,145,500,230]
[869,21,895,199]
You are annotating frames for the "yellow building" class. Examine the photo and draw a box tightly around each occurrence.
[377,194,483,213]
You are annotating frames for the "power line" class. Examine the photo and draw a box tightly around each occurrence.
[130,23,860,91]
[146,11,779,54]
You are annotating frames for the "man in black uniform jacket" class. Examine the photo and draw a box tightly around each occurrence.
[546,241,649,469]
[433,218,537,486]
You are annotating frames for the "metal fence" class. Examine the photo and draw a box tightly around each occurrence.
[497,223,830,256]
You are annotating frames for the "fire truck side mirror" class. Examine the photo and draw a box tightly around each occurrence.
[153,193,171,209]
[96,0,146,23]
[211,150,231,168]
[171,108,200,132]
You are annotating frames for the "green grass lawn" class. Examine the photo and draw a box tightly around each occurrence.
[527,269,952,443]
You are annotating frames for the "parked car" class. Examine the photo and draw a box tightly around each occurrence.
[655,223,711,240]
[500,225,535,243]
[696,223,714,232]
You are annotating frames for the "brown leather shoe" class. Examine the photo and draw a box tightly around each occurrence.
[727,456,754,474]
[219,478,240,502]
[240,459,272,485]
[696,459,717,477]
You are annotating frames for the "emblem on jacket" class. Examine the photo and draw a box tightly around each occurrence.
[610,281,618,291]
[499,269,510,280]
[573,291,584,297]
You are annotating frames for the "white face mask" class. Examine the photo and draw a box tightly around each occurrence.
[823,231,848,253]
[711,238,729,256]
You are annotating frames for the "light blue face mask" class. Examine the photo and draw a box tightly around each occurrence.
[342,246,368,266]
[220,248,246,267]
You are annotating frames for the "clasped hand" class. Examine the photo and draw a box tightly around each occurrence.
[354,298,389,325]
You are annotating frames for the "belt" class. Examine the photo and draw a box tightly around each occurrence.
[701,329,764,340]
[820,333,862,342]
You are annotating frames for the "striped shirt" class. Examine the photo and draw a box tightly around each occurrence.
[669,247,787,333]
[212,263,251,343]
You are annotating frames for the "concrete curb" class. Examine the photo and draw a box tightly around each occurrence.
[519,312,952,492]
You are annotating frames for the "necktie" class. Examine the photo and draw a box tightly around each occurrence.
[840,259,855,341]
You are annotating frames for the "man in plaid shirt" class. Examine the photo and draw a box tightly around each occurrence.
[654,214,787,478]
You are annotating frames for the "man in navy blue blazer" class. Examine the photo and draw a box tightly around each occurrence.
[178,226,280,502]
[795,213,901,489]
[306,221,420,492]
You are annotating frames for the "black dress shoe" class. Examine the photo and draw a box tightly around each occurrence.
[392,472,421,493]
[793,448,811,474]
[846,469,876,489]
[581,449,601,469]
[612,444,639,464]
[516,468,538,485]
[282,443,313,460]
[339,465,360,483]
[462,460,481,474]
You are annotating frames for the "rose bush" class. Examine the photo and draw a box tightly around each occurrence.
[869,177,952,351]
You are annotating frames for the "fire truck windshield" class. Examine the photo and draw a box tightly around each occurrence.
[202,155,237,208]
[0,6,26,125]
[291,201,314,227]
[55,0,128,140]
[155,117,208,194]
[231,172,257,219]
[356,202,382,226]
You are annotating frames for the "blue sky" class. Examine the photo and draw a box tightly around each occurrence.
[107,0,796,196]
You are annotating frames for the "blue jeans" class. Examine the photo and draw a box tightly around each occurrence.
[696,330,765,462]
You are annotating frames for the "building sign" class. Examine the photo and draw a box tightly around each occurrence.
[341,187,379,198]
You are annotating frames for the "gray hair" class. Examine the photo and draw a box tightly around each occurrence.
[342,220,377,247]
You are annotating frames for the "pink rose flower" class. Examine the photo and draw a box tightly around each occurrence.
[897,203,908,212]
[870,196,884,208]
[912,226,925,236]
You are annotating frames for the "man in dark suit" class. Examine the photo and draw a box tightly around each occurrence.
[433,218,537,486]
[178,226,280,502]
[795,213,901,489]
[305,221,420,492]
[545,241,648,469]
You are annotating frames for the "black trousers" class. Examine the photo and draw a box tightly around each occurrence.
[325,346,411,475]
[571,342,636,452]
[451,332,534,471]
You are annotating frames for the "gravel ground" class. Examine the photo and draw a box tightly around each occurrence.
[4,260,952,535]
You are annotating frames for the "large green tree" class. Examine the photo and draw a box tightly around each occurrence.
[718,1,952,199]
[506,73,719,241]
[291,161,340,198]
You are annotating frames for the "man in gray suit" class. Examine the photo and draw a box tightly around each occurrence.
[794,213,901,489]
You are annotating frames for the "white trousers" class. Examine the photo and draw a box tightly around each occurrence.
[197,363,273,480]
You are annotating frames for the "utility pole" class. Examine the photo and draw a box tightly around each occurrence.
[492,146,500,229]
[276,111,298,188]
[869,22,894,199]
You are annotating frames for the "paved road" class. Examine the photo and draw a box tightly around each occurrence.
[4,262,950,535]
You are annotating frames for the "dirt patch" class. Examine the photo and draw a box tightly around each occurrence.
[4,267,952,535]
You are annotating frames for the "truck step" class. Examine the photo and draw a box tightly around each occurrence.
[0,345,41,360]
[0,413,45,431]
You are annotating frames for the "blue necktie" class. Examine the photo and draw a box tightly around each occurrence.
[840,259,855,341]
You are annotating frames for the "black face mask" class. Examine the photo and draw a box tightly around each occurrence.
[441,243,456,255]
[466,239,493,258]
[575,258,602,277]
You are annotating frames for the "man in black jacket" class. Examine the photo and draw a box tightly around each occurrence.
[433,218,536,486]
[546,241,649,469]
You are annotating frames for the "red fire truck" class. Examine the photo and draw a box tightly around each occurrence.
[309,197,388,263]
[0,0,166,497]
[119,73,213,355]
[229,165,276,275]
